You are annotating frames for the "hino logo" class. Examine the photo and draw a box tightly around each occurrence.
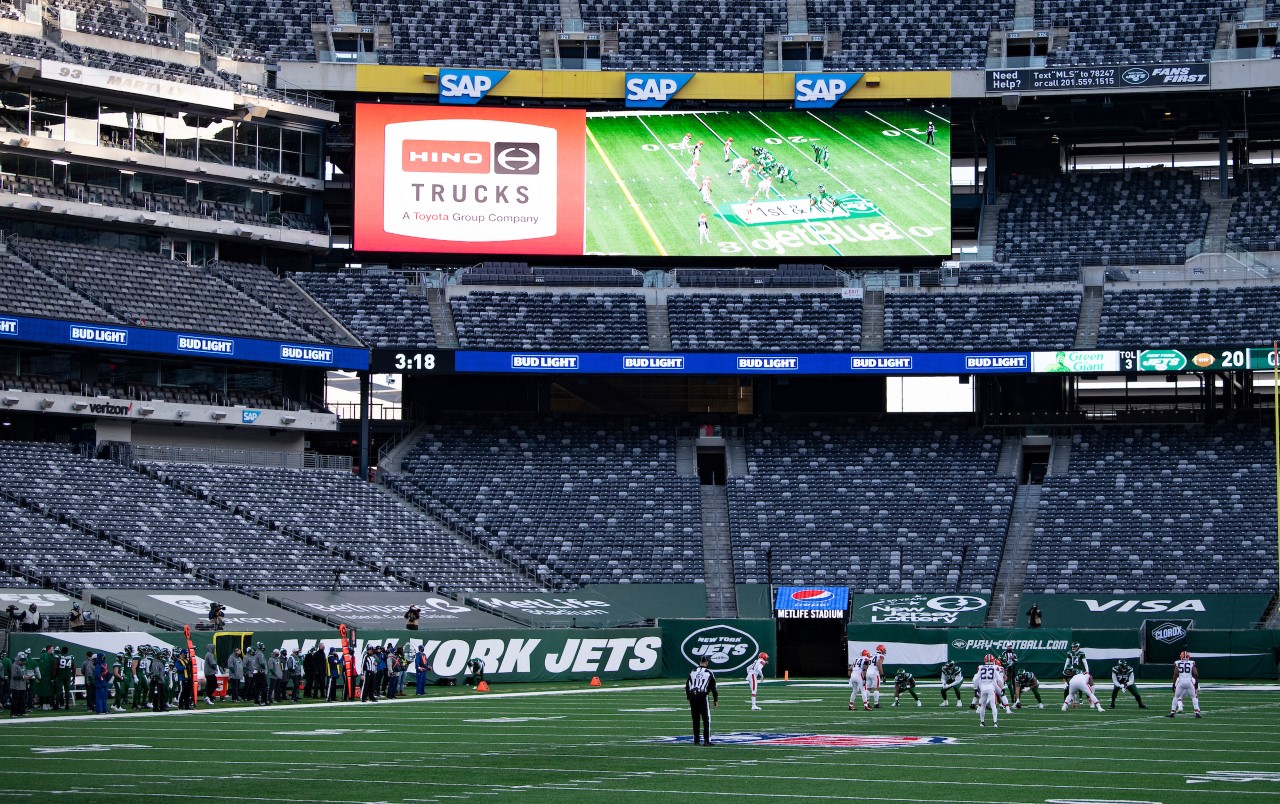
[1077,598,1206,613]
[1121,68,1151,85]
[493,142,539,175]
[1152,622,1187,644]
[402,140,490,174]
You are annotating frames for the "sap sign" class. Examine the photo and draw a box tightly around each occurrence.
[437,68,509,105]
[624,73,694,108]
[794,73,863,108]
[241,409,261,424]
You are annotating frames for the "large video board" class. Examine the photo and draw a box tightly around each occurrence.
[354,105,951,258]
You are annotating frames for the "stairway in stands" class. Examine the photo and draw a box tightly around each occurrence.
[700,485,738,617]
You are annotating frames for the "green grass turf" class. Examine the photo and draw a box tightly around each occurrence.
[2,680,1278,803]
[584,109,951,259]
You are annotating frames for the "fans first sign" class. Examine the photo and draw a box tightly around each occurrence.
[355,105,586,254]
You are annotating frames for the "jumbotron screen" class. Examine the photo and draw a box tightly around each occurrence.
[354,104,951,258]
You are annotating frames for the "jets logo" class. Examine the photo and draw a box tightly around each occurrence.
[494,142,539,175]
[926,595,987,613]
[1122,68,1151,85]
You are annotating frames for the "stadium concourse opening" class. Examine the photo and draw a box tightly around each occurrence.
[776,614,847,677]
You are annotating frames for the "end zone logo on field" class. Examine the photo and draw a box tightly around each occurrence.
[655,733,955,748]
[354,105,585,255]
[794,73,863,108]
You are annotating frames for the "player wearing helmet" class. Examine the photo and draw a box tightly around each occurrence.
[1061,667,1104,713]
[747,652,768,710]
[892,669,921,707]
[1110,660,1145,709]
[993,659,1013,714]
[1063,643,1089,676]
[974,654,1002,727]
[110,652,127,711]
[865,645,886,708]
[940,660,965,707]
[848,649,870,711]
[1013,669,1044,709]
[1169,651,1201,718]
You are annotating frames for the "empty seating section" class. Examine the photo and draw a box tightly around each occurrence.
[0,32,62,60]
[391,418,705,585]
[997,170,1209,267]
[9,238,316,341]
[294,271,435,348]
[667,292,862,351]
[456,265,645,287]
[674,267,843,288]
[882,290,1080,351]
[1227,167,1280,250]
[0,251,117,323]
[821,0,1011,70]
[55,0,177,47]
[1045,1,1236,66]
[729,420,1015,593]
[369,0,557,67]
[1026,425,1277,594]
[584,0,783,71]
[0,495,203,592]
[1097,285,1280,347]
[450,291,648,350]
[209,261,348,343]
[59,43,226,89]
[0,442,398,592]
[172,0,324,61]
[146,463,536,592]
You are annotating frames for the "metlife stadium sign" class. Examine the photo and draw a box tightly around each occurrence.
[775,586,849,619]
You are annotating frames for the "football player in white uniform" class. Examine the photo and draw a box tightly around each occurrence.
[1168,651,1201,718]
[865,645,886,708]
[994,660,1013,714]
[1110,660,1146,709]
[848,649,869,711]
[939,661,965,707]
[974,654,1002,728]
[1062,668,1105,712]
[746,652,768,711]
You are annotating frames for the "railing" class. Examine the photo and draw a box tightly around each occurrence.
[1186,237,1275,277]
[134,444,353,471]
[1211,46,1278,61]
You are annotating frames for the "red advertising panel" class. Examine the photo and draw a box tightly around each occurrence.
[354,104,586,255]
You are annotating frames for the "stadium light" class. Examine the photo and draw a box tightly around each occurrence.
[210,410,227,420]
[1,396,18,406]
[139,405,155,415]
[281,415,298,425]
[37,398,54,410]
[71,401,88,410]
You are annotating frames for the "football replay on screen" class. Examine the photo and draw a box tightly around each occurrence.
[354,104,951,258]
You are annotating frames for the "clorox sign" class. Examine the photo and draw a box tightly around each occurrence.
[794,73,863,108]
[654,733,956,748]
[438,69,509,105]
[625,73,694,108]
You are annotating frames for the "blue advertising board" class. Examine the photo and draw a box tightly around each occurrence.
[0,314,369,370]
[453,350,1033,376]
[775,586,849,619]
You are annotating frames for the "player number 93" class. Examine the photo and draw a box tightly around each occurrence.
[393,352,435,371]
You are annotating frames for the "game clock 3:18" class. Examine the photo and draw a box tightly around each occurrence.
[394,352,435,370]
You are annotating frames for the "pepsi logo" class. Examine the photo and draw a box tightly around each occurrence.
[791,589,834,602]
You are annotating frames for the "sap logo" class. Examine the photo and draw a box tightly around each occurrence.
[280,345,334,364]
[437,69,509,105]
[241,409,261,424]
[1152,622,1188,644]
[794,73,863,108]
[70,325,127,345]
[0,317,17,335]
[624,73,694,108]
[1076,598,1207,613]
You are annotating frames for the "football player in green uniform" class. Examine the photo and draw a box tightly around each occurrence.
[892,669,922,707]
[939,661,965,707]
[1013,669,1044,708]
[111,653,126,711]
[1110,660,1146,709]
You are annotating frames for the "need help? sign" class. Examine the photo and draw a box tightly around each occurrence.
[794,73,863,108]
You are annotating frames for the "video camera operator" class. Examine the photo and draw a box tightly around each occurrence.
[403,605,421,631]
[207,602,226,632]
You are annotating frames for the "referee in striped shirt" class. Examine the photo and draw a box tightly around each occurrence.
[685,655,719,745]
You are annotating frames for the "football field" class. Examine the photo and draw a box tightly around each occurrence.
[584,109,952,259]
[1,679,1278,803]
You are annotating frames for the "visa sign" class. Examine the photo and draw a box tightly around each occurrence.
[438,68,509,105]
[624,73,694,108]
[794,73,863,108]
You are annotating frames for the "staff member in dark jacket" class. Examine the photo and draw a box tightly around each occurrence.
[685,655,719,745]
